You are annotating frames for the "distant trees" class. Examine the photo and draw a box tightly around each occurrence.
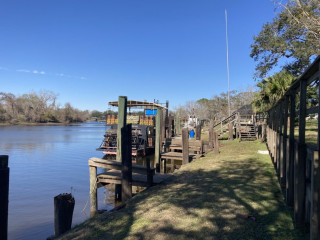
[0,90,89,124]
[174,90,255,125]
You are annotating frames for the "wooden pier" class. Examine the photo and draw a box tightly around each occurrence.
[89,157,170,187]
[89,96,171,217]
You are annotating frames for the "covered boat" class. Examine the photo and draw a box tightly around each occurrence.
[97,100,167,157]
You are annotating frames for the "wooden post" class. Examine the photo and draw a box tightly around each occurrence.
[312,151,320,239]
[313,65,320,239]
[294,79,307,227]
[168,115,173,138]
[287,89,295,206]
[116,96,127,201]
[228,123,233,140]
[196,124,201,140]
[214,132,219,154]
[182,128,189,165]
[146,156,153,186]
[261,121,266,143]
[282,97,289,185]
[161,108,166,148]
[116,96,127,162]
[121,124,132,202]
[89,165,97,217]
[0,155,9,240]
[155,109,162,171]
[54,193,75,237]
[208,126,213,150]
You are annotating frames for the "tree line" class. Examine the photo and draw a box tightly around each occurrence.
[0,90,90,124]
[174,89,255,125]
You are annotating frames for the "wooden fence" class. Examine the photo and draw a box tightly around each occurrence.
[266,56,320,239]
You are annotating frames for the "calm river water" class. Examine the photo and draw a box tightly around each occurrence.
[0,122,114,240]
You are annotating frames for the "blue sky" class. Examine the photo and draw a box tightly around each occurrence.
[0,0,276,111]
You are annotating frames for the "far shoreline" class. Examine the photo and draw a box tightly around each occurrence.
[0,121,94,127]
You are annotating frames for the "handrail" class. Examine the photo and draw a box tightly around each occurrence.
[212,112,237,129]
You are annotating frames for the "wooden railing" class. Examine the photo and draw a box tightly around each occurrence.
[266,56,320,238]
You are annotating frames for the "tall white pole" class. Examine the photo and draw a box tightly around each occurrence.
[225,9,231,116]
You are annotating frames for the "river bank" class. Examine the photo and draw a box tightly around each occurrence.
[56,140,306,240]
[0,121,89,127]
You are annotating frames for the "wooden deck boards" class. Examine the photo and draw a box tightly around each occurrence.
[97,170,171,187]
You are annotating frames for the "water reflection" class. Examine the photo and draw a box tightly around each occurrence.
[1,122,108,240]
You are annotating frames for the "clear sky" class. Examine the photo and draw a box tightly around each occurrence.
[0,0,276,111]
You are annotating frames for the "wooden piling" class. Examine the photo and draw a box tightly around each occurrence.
[196,124,201,140]
[116,96,127,201]
[54,193,75,237]
[116,96,127,162]
[146,156,153,186]
[182,128,189,165]
[168,115,173,138]
[89,165,97,217]
[155,109,162,171]
[121,124,132,202]
[0,155,9,240]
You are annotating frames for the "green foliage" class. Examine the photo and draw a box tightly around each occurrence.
[253,70,296,112]
[251,0,320,79]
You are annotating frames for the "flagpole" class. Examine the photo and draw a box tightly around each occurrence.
[225,9,230,116]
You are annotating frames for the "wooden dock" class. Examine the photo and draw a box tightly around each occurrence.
[160,129,207,172]
[89,155,171,217]
[89,157,170,188]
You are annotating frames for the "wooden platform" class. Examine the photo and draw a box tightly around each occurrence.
[89,157,170,187]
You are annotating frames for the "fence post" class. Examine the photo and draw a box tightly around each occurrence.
[214,132,219,154]
[0,155,9,240]
[228,123,233,140]
[54,193,75,237]
[282,96,289,185]
[208,126,213,150]
[294,79,307,227]
[313,66,320,239]
[182,128,189,165]
[287,89,295,206]
[121,124,132,202]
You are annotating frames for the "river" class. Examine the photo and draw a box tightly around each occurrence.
[0,122,114,240]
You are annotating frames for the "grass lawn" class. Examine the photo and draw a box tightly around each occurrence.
[57,140,306,240]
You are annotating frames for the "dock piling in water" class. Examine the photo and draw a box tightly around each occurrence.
[54,193,75,237]
[89,166,97,217]
[116,96,127,201]
[121,124,132,202]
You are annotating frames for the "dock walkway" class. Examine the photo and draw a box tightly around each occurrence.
[58,140,305,240]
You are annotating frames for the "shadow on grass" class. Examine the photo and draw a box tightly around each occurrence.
[59,145,306,240]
